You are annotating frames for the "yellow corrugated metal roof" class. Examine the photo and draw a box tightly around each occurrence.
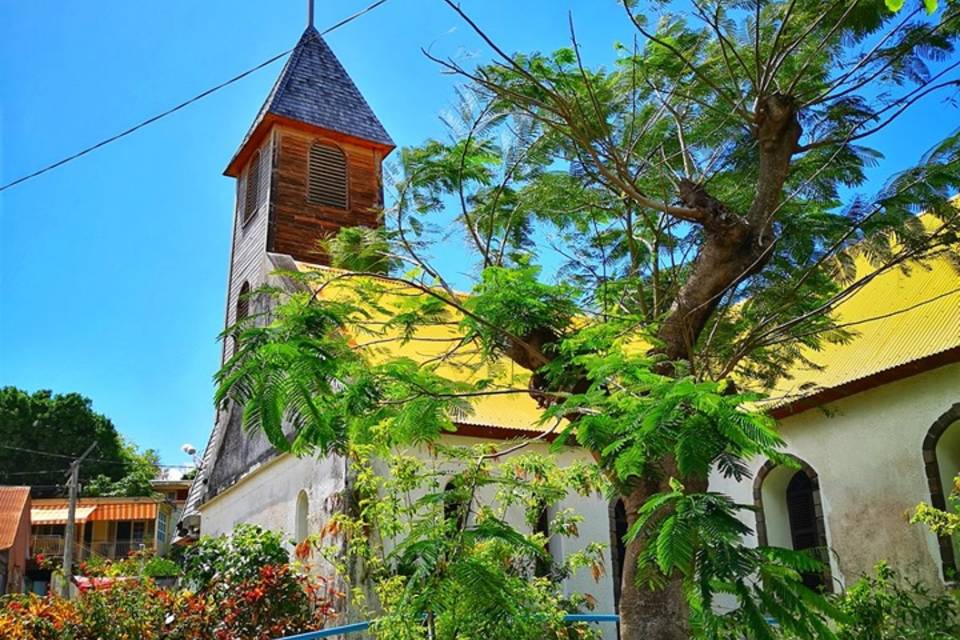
[298,263,546,431]
[766,244,959,407]
[297,216,959,427]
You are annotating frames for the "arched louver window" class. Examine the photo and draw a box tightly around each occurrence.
[244,151,261,223]
[785,471,824,590]
[923,406,960,580]
[754,459,831,592]
[308,143,348,209]
[236,281,251,322]
[234,281,251,353]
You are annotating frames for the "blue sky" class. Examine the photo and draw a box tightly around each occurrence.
[1,1,955,465]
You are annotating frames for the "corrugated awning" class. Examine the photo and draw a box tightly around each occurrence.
[31,506,97,525]
[88,502,157,522]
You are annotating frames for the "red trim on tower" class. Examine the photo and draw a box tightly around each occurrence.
[224,114,395,177]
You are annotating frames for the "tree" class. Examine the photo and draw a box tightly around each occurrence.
[84,441,161,498]
[217,1,960,638]
[0,387,158,497]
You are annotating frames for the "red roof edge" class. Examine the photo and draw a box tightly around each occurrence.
[452,422,562,443]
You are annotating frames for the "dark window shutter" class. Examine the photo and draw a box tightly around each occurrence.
[443,481,466,530]
[534,504,551,577]
[244,151,261,223]
[786,471,818,550]
[611,499,628,611]
[308,143,348,209]
[236,281,251,322]
[235,281,251,352]
[786,470,826,590]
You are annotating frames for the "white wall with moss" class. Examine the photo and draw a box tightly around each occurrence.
[710,361,960,590]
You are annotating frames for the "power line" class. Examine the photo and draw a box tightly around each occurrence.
[0,0,391,193]
[0,469,67,476]
[0,444,192,469]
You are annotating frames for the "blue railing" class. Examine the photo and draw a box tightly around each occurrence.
[278,613,619,639]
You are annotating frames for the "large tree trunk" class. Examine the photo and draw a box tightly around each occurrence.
[616,95,801,640]
[617,482,689,640]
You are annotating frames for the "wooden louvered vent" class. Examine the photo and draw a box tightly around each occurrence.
[308,143,348,209]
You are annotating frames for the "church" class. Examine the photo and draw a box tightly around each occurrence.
[180,18,960,622]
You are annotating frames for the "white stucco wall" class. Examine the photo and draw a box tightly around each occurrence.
[198,434,620,637]
[710,361,960,590]
[199,452,347,548]
[437,435,619,620]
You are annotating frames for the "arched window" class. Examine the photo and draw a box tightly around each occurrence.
[307,142,348,209]
[755,458,831,591]
[609,499,628,611]
[236,281,251,322]
[443,481,467,530]
[244,150,261,223]
[295,490,309,543]
[534,504,551,577]
[234,281,251,352]
[923,403,960,579]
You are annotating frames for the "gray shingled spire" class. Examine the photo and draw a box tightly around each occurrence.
[244,27,393,148]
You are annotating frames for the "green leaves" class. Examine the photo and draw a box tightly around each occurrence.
[465,265,579,359]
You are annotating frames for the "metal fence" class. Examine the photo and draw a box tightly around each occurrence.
[277,614,619,639]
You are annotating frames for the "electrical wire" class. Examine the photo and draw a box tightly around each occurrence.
[0,469,67,476]
[0,444,193,469]
[0,0,391,193]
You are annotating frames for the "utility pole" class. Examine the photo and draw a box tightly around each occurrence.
[61,442,97,597]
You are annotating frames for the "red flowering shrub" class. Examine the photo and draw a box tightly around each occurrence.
[0,526,337,639]
[0,593,80,640]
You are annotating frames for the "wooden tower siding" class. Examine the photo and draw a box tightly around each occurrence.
[222,136,273,361]
[269,126,383,265]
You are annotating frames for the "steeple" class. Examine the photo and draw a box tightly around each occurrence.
[225,27,394,178]
[222,22,394,269]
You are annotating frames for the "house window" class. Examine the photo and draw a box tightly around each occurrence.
[157,512,168,545]
[609,499,628,611]
[295,490,309,543]
[244,150,261,223]
[754,458,831,591]
[923,404,960,580]
[307,143,348,209]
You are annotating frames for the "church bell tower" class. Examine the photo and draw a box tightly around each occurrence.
[220,16,394,355]
[179,11,394,538]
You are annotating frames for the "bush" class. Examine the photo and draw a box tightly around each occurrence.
[0,525,337,640]
[182,524,289,589]
[79,550,180,579]
[0,593,80,640]
[832,562,960,640]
